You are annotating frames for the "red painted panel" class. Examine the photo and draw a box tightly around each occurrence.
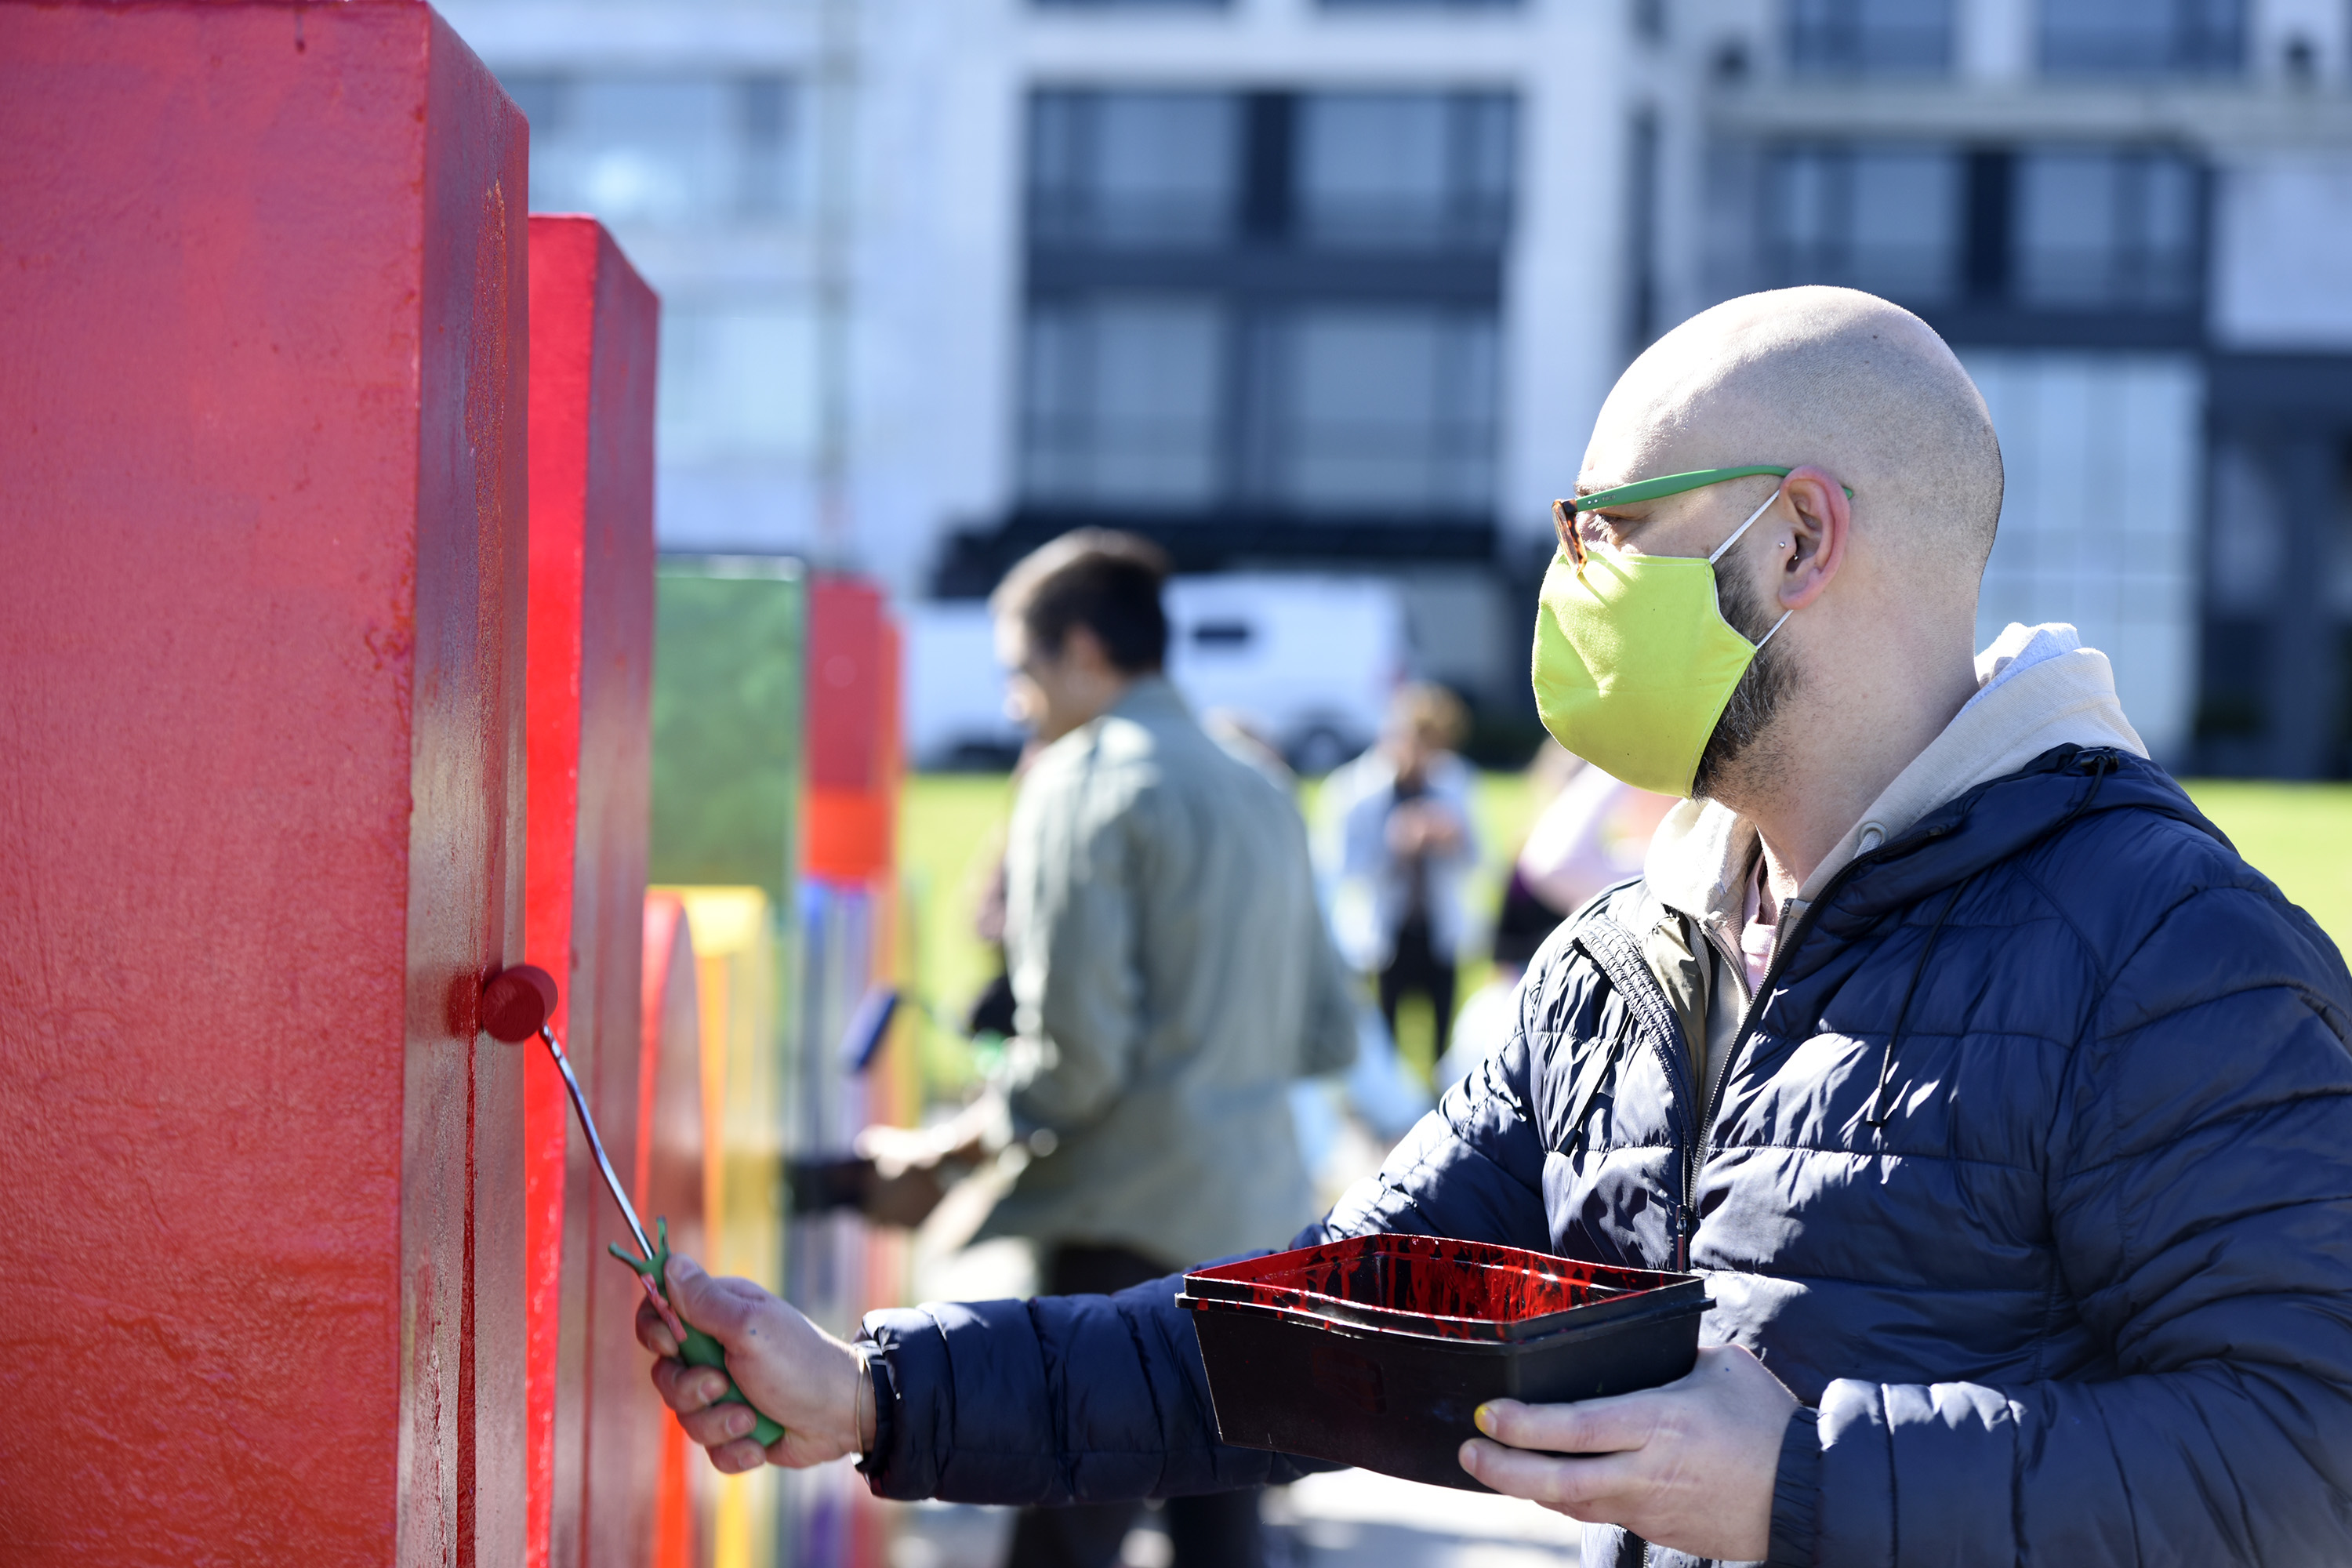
[0,5,528,1564]
[804,579,900,883]
[522,213,661,1568]
[806,578,884,795]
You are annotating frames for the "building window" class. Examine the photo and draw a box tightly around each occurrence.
[1020,299,1226,508]
[1033,0,1226,9]
[1318,0,1522,9]
[1296,93,1515,249]
[2015,149,2199,309]
[1769,144,1963,303]
[2039,0,2245,75]
[1757,139,2205,337]
[1019,88,1513,521]
[1027,92,1240,248]
[1254,308,1498,514]
[1788,0,1955,75]
[504,74,796,226]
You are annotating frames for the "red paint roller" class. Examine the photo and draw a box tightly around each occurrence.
[481,964,786,1448]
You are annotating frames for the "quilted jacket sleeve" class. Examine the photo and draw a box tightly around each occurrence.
[1774,878,2352,1567]
[854,975,1565,1504]
[1305,1022,1558,1252]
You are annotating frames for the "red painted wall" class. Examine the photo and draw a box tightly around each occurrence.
[0,4,529,1563]
[523,215,660,1568]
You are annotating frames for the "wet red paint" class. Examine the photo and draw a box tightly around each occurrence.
[0,3,528,1562]
[1188,1236,1682,1341]
[523,214,660,1568]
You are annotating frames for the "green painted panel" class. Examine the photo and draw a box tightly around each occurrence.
[649,560,807,902]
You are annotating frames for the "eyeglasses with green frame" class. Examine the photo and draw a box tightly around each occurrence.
[1552,465,1855,571]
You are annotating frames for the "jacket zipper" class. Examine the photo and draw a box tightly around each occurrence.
[1675,918,1757,1271]
[1670,829,1949,1271]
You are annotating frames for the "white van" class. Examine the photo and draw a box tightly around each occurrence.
[903,573,1406,772]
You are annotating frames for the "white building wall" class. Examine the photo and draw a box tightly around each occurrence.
[1493,1,1641,543]
[852,0,1023,590]
[1962,351,2204,762]
[2211,151,2352,349]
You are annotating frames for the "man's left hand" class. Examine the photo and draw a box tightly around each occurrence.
[1457,1344,1797,1562]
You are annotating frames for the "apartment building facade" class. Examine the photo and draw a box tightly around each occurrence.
[443,0,2352,773]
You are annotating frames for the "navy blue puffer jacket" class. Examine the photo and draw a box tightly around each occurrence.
[860,748,2352,1566]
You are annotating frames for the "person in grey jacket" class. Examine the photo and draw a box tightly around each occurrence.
[864,528,1357,1568]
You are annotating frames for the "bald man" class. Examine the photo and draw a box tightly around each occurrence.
[635,290,2352,1566]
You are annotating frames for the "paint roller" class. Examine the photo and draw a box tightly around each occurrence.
[478,964,786,1448]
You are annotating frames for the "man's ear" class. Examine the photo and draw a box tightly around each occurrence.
[1059,622,1114,677]
[1774,465,1849,612]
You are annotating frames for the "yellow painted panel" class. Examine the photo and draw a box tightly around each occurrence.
[658,884,783,1568]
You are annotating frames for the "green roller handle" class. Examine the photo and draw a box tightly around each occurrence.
[611,1217,787,1448]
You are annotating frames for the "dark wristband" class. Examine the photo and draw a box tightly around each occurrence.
[852,1334,898,1481]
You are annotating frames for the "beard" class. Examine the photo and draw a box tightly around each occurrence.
[1690,562,1798,803]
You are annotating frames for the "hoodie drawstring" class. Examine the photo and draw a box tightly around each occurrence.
[1866,883,1965,1127]
[2058,749,2119,831]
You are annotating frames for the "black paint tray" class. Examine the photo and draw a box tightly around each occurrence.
[1177,1234,1711,1491]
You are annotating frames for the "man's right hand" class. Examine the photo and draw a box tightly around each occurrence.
[635,1254,874,1474]
[851,1102,1001,1229]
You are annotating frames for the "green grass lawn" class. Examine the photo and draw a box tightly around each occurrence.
[898,771,2352,1097]
[897,773,1018,1094]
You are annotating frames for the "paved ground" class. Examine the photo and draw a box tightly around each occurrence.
[884,1468,1581,1568]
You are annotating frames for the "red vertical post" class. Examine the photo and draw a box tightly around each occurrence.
[524,216,659,1568]
[0,4,529,1563]
[804,579,900,885]
[801,579,903,1568]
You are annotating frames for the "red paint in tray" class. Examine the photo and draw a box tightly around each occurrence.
[1178,1234,1711,1490]
[1185,1234,1643,1339]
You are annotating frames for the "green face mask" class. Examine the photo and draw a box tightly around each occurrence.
[1531,465,1842,799]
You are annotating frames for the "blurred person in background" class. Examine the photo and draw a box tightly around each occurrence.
[1200,706,1295,792]
[957,740,1043,1047]
[1319,683,1480,1073]
[861,529,1358,1568]
[1518,747,1679,917]
[1206,708,1436,1203]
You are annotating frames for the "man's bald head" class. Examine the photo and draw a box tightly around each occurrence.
[1588,287,2003,579]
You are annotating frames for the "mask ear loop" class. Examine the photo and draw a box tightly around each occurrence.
[1709,487,1795,651]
